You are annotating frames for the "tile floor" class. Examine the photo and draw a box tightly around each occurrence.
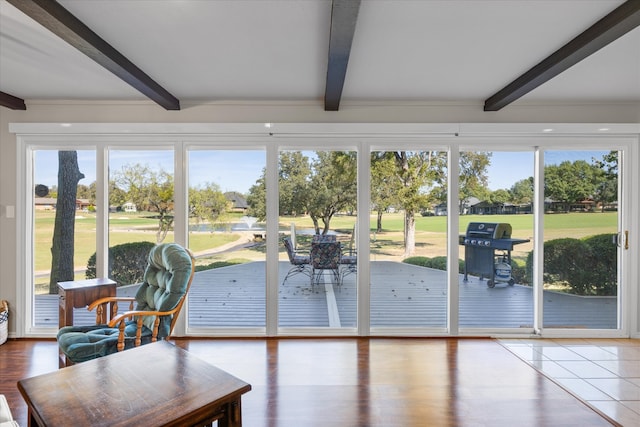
[500,338,640,426]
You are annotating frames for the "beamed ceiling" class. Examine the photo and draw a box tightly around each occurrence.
[1,0,639,112]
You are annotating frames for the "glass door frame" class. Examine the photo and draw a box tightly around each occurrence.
[13,124,637,339]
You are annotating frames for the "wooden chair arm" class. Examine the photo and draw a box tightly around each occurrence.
[87,296,135,311]
[87,297,135,324]
[107,308,178,328]
[108,306,181,351]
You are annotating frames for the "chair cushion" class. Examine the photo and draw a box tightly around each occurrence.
[57,322,152,363]
[135,243,193,335]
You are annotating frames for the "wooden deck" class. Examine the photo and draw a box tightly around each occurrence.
[34,261,617,330]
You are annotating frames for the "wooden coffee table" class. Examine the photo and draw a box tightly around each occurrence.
[18,341,251,427]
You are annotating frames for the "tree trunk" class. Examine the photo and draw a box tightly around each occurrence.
[49,151,85,294]
[311,216,320,235]
[376,210,383,232]
[404,210,416,258]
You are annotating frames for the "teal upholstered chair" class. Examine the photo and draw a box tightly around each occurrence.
[57,243,195,365]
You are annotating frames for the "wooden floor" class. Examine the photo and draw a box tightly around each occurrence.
[2,338,637,426]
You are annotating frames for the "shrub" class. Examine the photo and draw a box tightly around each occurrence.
[86,241,155,286]
[403,256,429,267]
[403,256,464,273]
[510,260,527,285]
[542,238,592,295]
[582,233,617,296]
[429,256,448,271]
[525,235,617,296]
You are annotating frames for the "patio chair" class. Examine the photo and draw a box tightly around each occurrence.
[282,237,311,285]
[340,228,357,282]
[57,243,195,365]
[310,240,342,286]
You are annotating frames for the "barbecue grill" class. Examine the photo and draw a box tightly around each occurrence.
[459,222,529,288]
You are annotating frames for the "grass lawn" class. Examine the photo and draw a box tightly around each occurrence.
[34,210,617,279]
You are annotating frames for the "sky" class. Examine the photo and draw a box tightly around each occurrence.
[34,149,608,194]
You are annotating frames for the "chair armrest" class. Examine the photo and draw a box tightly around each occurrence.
[108,306,182,351]
[87,296,135,324]
[87,296,135,311]
[107,308,178,328]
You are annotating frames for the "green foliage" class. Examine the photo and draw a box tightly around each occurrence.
[86,241,155,287]
[581,233,617,296]
[403,256,464,273]
[195,260,244,272]
[459,152,492,209]
[189,182,229,224]
[509,260,527,285]
[542,238,592,294]
[525,234,617,296]
[544,160,601,211]
[111,163,175,243]
[509,177,534,204]
[403,256,429,267]
[307,151,357,233]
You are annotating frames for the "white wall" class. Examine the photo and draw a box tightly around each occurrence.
[1,99,639,337]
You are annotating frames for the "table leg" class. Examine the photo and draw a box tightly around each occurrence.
[218,399,243,427]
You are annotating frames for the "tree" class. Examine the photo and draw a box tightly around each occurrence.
[49,151,84,293]
[544,160,598,211]
[389,151,447,257]
[489,189,511,212]
[510,177,534,205]
[307,152,357,234]
[76,183,93,200]
[112,163,174,243]
[459,152,491,213]
[279,151,312,216]
[246,173,267,221]
[371,153,400,232]
[189,182,230,224]
[108,180,128,208]
[246,152,312,221]
[592,151,618,212]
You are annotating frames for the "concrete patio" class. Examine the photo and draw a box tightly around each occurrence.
[34,261,617,330]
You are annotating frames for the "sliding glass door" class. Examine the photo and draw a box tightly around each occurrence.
[18,132,632,337]
[186,149,267,330]
[278,150,358,331]
[369,149,449,330]
[32,149,96,328]
[458,150,534,330]
[541,149,621,330]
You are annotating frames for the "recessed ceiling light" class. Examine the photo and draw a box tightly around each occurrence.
[60,123,72,127]
[264,123,272,129]
[598,127,610,131]
[542,128,553,132]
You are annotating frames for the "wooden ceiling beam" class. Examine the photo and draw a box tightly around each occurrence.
[484,0,640,111]
[7,0,180,110]
[325,0,361,111]
[0,91,27,110]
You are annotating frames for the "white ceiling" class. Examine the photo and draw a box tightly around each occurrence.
[1,0,639,109]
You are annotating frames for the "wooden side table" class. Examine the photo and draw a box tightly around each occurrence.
[57,278,117,328]
[57,278,117,367]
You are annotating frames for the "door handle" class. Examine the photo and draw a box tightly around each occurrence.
[624,230,629,250]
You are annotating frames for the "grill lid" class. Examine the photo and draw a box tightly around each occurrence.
[465,222,512,239]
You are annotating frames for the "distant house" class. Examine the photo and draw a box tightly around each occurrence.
[122,202,137,212]
[34,198,92,211]
[76,199,91,210]
[34,197,56,210]
[468,200,531,215]
[225,192,248,212]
